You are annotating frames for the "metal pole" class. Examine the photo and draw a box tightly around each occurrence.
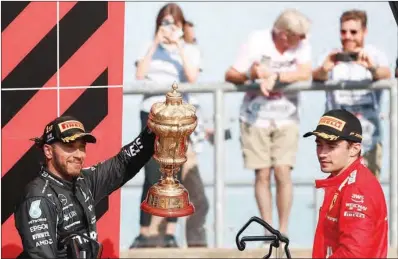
[181,217,187,248]
[313,188,319,231]
[214,89,225,248]
[389,80,398,251]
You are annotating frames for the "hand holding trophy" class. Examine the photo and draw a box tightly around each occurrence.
[141,82,196,217]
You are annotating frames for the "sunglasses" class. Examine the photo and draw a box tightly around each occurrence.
[341,29,358,35]
[286,31,306,40]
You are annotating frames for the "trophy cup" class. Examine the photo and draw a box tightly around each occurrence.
[140,82,197,217]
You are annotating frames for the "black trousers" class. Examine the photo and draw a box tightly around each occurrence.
[183,164,209,246]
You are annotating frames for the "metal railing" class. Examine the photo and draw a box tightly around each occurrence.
[123,79,398,250]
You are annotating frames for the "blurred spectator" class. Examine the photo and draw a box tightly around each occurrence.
[158,97,210,247]
[225,9,312,237]
[180,96,209,248]
[129,3,207,248]
[312,10,391,178]
[181,20,209,248]
[183,20,197,44]
[395,57,398,78]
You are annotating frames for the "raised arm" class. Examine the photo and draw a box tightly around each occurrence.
[136,42,159,80]
[83,127,155,203]
[312,50,339,82]
[225,36,254,85]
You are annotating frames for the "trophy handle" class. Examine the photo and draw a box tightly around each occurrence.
[235,216,291,259]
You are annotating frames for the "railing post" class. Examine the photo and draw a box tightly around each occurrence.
[214,88,225,248]
[120,80,396,251]
[313,187,319,231]
[389,80,398,251]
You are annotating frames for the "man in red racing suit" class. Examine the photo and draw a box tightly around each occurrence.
[312,157,388,258]
[304,109,388,258]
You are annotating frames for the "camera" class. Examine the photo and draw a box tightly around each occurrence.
[161,19,174,28]
[161,19,183,41]
[335,52,359,62]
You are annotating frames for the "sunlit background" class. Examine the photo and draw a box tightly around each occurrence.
[120,1,397,250]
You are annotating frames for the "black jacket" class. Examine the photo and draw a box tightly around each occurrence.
[15,127,155,258]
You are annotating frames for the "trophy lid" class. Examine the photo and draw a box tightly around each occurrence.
[149,82,197,126]
[165,82,183,105]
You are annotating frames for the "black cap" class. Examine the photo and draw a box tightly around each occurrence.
[31,116,96,148]
[303,109,362,142]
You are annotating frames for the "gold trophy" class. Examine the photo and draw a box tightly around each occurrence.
[140,82,196,217]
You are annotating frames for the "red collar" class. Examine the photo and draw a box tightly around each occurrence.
[315,157,362,189]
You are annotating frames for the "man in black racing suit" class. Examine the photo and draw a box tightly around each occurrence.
[14,115,155,258]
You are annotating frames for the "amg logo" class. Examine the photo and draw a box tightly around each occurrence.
[32,231,50,240]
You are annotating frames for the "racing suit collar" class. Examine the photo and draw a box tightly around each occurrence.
[315,157,363,189]
[40,167,74,189]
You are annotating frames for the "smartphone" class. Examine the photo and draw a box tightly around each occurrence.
[161,19,183,40]
[335,52,359,62]
[161,20,174,32]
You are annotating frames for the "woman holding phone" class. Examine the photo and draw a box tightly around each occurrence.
[130,3,202,248]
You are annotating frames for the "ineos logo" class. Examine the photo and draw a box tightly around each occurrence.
[58,194,68,206]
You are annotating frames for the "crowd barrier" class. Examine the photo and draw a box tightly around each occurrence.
[123,79,398,252]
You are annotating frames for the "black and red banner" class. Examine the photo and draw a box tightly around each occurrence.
[1,2,125,258]
[389,1,398,26]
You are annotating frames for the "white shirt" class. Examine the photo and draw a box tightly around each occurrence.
[232,29,312,128]
[325,44,389,81]
[136,41,201,112]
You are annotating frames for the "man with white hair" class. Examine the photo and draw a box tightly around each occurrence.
[225,9,312,237]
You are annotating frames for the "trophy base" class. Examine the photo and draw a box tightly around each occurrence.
[141,181,195,217]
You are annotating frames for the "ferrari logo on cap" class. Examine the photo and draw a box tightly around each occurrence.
[318,116,346,132]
